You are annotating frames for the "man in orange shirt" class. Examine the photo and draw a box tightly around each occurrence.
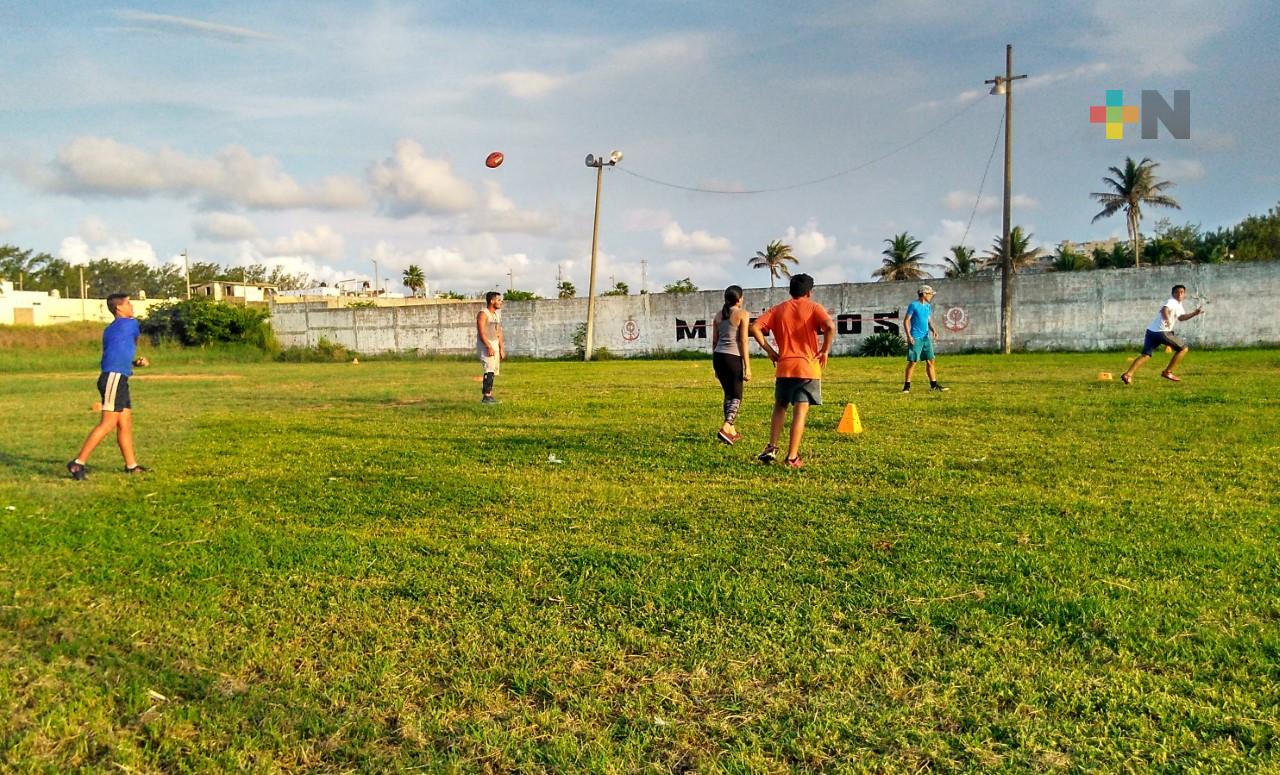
[749,273,837,469]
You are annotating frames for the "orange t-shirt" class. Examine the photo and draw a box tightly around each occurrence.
[755,297,833,379]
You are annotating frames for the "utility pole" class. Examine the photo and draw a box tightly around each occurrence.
[986,44,1027,355]
[372,259,379,296]
[182,249,191,299]
[507,268,514,291]
[584,150,623,361]
[79,265,86,321]
[640,260,648,294]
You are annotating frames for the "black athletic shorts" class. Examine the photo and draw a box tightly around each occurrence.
[712,352,744,400]
[1142,329,1186,356]
[97,372,131,412]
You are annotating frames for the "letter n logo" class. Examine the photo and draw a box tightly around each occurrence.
[1141,90,1190,139]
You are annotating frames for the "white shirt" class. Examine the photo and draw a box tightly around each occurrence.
[1148,298,1185,333]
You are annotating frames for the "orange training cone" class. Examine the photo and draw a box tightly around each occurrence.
[837,403,863,434]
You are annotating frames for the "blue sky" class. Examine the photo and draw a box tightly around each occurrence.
[1,0,1276,296]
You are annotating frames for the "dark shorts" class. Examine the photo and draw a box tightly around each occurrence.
[774,377,822,406]
[712,352,744,400]
[97,372,131,412]
[1142,329,1186,356]
[907,336,935,362]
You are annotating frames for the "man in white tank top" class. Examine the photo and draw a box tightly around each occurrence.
[476,292,505,403]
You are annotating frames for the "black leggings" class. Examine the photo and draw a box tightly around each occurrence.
[713,353,744,400]
[713,353,744,424]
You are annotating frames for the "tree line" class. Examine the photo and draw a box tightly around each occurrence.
[0,248,312,298]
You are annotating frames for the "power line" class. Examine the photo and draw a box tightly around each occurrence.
[619,97,989,195]
[959,106,1006,250]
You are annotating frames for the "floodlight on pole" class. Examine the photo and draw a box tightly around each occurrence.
[583,149,623,362]
[985,44,1027,355]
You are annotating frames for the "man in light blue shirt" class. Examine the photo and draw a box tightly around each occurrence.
[902,285,947,393]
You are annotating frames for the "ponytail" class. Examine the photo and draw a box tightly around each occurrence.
[721,285,743,320]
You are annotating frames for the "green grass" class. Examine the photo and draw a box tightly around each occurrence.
[2,347,1279,772]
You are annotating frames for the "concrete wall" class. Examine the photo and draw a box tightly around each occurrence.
[269,262,1280,357]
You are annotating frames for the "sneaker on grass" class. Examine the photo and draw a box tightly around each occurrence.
[757,444,778,464]
[66,461,87,481]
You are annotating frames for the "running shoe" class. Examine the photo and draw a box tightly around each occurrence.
[784,457,805,469]
[124,464,149,474]
[66,461,87,481]
[757,444,778,464]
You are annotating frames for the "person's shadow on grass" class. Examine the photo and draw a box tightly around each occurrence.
[0,449,70,477]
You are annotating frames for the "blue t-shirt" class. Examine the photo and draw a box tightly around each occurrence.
[101,317,140,375]
[905,300,932,339]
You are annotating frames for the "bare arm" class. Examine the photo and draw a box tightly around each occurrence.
[735,310,752,380]
[903,311,915,344]
[750,320,779,364]
[1178,307,1204,322]
[818,316,836,368]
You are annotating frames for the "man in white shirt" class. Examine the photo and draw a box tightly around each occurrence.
[1121,284,1203,384]
[476,292,504,403]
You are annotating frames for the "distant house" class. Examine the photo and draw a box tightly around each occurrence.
[190,281,277,302]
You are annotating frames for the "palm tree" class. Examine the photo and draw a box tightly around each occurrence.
[943,245,978,278]
[747,240,798,288]
[873,232,930,282]
[401,264,426,297]
[983,226,1041,272]
[1050,245,1091,272]
[1090,157,1181,268]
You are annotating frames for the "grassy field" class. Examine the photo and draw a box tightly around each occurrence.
[1,344,1278,772]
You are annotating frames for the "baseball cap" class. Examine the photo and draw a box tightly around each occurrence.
[918,284,935,295]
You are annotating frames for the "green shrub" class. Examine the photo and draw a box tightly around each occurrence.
[276,337,356,362]
[858,331,907,357]
[141,299,270,347]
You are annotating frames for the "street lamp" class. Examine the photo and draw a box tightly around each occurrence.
[986,44,1026,355]
[583,149,623,361]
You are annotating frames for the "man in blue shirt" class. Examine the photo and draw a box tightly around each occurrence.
[66,293,150,479]
[902,285,947,393]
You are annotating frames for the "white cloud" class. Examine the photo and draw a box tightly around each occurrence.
[1081,0,1238,76]
[492,70,566,99]
[363,238,532,293]
[468,182,559,235]
[1159,159,1206,183]
[943,191,1039,214]
[194,212,261,241]
[368,140,478,217]
[623,208,674,232]
[915,62,1107,111]
[58,234,158,267]
[0,215,11,233]
[34,136,367,210]
[111,10,274,42]
[783,220,837,259]
[230,246,347,286]
[660,221,732,255]
[258,225,345,260]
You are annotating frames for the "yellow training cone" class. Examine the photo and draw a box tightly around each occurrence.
[352,357,360,365]
[1098,371,1113,381]
[837,403,863,434]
